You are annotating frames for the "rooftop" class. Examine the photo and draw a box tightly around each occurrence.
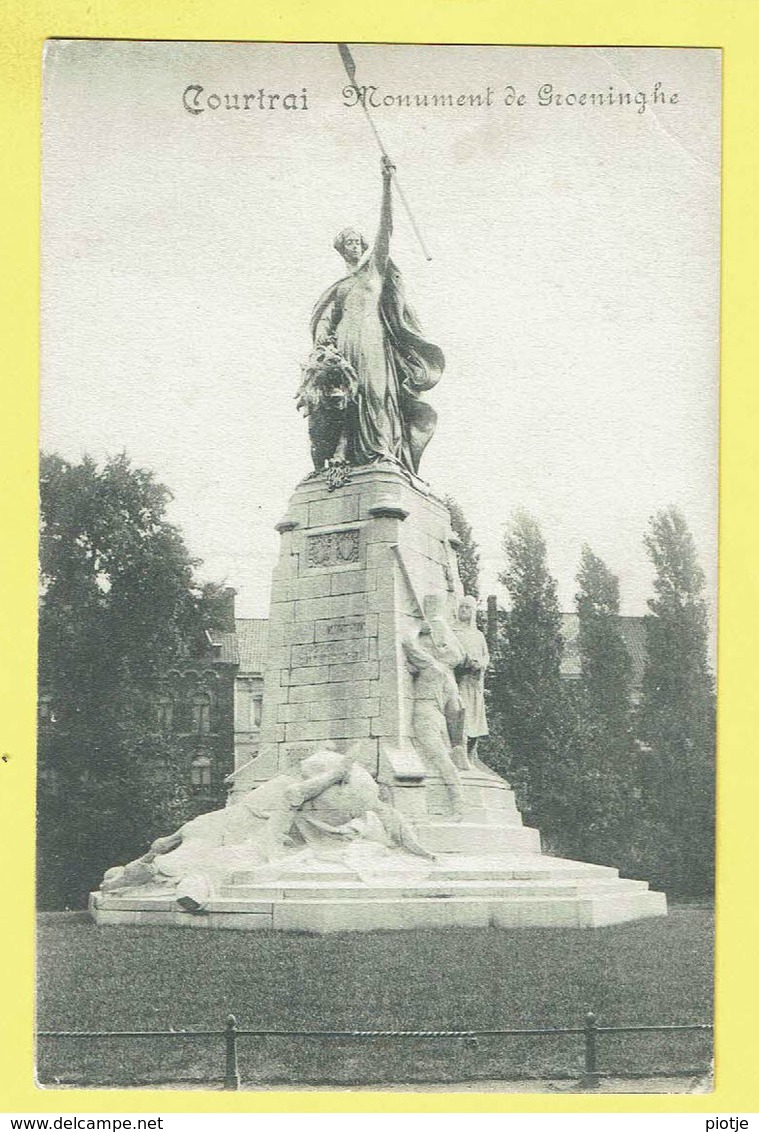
[560,613,647,687]
[233,618,269,675]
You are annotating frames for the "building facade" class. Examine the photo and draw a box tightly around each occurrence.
[37,589,267,815]
[151,591,268,806]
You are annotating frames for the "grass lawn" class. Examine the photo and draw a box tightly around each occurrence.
[36,906,713,1088]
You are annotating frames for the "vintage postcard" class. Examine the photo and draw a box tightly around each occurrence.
[37,41,719,1093]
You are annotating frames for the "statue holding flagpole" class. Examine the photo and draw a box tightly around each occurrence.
[296,46,444,483]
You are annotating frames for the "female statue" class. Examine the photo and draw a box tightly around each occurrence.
[297,156,444,477]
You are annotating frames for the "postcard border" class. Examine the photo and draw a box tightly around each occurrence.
[2,0,756,1115]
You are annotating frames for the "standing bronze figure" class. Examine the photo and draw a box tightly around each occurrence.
[297,157,444,477]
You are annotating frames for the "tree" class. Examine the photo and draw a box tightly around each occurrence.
[37,452,223,908]
[484,511,575,847]
[576,547,632,724]
[570,546,637,864]
[444,495,480,598]
[635,508,716,897]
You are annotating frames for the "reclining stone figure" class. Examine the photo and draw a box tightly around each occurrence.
[98,747,434,911]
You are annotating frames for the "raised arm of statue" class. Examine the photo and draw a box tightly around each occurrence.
[374,156,394,269]
[303,153,442,476]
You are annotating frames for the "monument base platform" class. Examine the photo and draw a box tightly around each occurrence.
[90,772,666,932]
[90,856,666,932]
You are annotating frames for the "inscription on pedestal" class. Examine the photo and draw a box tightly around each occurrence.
[306,529,360,569]
[316,616,367,640]
[291,638,368,667]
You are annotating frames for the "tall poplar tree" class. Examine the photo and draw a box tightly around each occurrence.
[487,511,574,846]
[570,546,637,864]
[444,495,481,598]
[636,508,716,897]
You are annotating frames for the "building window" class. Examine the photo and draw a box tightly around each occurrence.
[191,693,211,735]
[156,696,173,734]
[250,696,262,730]
[191,755,213,790]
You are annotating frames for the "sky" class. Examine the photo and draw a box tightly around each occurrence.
[41,41,720,641]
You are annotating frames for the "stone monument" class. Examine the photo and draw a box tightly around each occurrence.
[91,158,666,932]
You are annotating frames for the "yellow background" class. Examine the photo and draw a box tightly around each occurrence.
[1,0,755,1115]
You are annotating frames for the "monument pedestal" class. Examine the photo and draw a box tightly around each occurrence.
[91,465,667,932]
[232,463,462,794]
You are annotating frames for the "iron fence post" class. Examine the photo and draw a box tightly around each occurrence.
[582,1010,599,1088]
[224,1014,240,1090]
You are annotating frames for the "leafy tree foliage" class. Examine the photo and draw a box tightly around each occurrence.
[484,512,575,846]
[635,508,716,897]
[444,495,481,598]
[568,546,637,864]
[576,547,632,724]
[482,507,714,899]
[37,453,222,908]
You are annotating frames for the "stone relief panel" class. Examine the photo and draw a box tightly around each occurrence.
[305,529,360,569]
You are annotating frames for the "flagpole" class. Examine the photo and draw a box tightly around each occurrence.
[338,44,433,263]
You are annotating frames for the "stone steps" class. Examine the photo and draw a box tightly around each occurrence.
[434,857,623,881]
[218,877,650,903]
[227,855,624,887]
[90,844,666,932]
[95,876,650,912]
[265,890,668,932]
[90,886,666,932]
